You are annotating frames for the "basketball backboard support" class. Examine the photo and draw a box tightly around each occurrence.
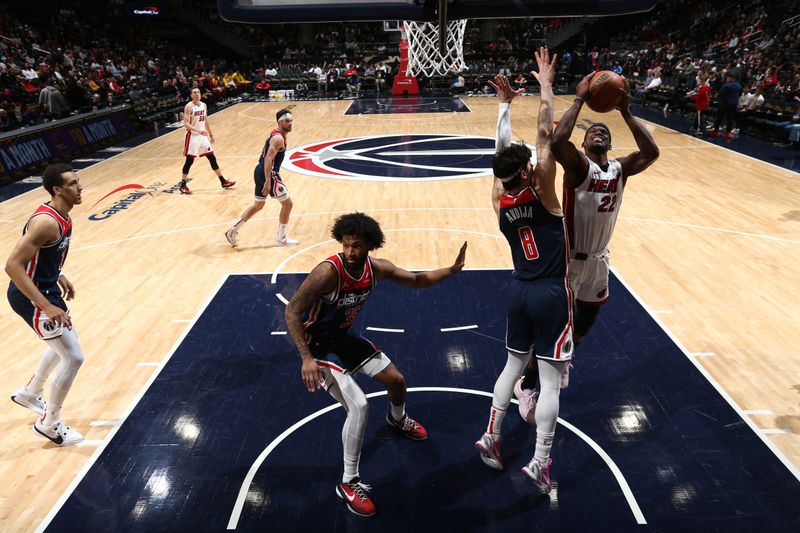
[217,0,658,24]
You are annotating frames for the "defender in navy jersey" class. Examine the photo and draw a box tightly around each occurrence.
[475,48,570,494]
[225,107,298,247]
[286,212,467,517]
[6,164,86,447]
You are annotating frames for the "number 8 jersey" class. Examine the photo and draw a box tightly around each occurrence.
[499,187,568,281]
[563,159,624,256]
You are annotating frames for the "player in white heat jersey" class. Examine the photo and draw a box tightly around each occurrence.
[553,78,658,349]
[515,74,659,403]
[178,88,235,194]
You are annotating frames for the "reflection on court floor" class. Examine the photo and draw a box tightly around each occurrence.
[43,271,800,532]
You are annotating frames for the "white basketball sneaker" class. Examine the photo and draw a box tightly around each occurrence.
[225,227,239,247]
[33,418,84,446]
[275,235,299,246]
[11,387,46,415]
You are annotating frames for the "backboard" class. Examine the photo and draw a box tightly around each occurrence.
[217,0,658,24]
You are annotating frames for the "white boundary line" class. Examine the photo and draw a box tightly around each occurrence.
[365,327,405,333]
[440,325,479,332]
[89,420,120,427]
[36,273,232,533]
[611,265,800,482]
[226,387,646,529]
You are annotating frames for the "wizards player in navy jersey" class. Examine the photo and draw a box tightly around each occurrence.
[226,107,298,247]
[285,212,467,517]
[474,48,572,494]
[6,164,85,446]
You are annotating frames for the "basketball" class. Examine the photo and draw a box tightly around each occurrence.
[586,70,627,113]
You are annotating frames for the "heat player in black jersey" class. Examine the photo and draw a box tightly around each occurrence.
[285,212,467,517]
[474,48,572,494]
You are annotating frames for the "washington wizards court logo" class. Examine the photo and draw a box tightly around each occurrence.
[284,134,524,182]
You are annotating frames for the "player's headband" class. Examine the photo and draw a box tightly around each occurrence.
[499,164,529,183]
[278,112,293,121]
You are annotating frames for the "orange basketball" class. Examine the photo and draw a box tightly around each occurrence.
[586,70,628,113]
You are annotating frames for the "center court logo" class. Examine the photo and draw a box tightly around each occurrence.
[283,134,534,182]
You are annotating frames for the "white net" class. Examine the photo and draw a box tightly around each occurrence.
[402,19,467,77]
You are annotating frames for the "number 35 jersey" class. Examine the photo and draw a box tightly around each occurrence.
[564,159,625,256]
[499,186,568,281]
[302,254,376,340]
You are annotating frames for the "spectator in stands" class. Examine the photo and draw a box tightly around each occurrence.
[346,72,361,97]
[707,72,742,140]
[375,64,389,93]
[38,75,68,120]
[451,74,465,94]
[687,72,711,134]
[739,84,764,111]
[295,79,309,99]
[513,73,527,91]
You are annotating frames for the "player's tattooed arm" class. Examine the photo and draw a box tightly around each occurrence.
[285,262,337,392]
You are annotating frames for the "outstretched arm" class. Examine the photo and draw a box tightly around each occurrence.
[488,75,523,216]
[615,89,660,178]
[551,72,593,188]
[373,242,467,288]
[530,47,561,214]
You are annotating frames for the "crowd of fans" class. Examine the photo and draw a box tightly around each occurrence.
[1,0,798,147]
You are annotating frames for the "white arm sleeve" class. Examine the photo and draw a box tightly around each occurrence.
[495,102,512,151]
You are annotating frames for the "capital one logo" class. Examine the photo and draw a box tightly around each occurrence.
[283,134,534,182]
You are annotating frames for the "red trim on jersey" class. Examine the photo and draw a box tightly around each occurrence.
[26,250,39,279]
[499,186,537,209]
[553,220,574,360]
[317,360,345,373]
[303,299,322,330]
[563,187,575,249]
[183,131,191,156]
[32,307,44,337]
[35,204,71,237]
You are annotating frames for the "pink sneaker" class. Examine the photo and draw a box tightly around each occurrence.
[513,378,537,425]
[522,457,552,493]
[474,432,503,470]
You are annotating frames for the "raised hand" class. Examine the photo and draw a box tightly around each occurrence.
[531,46,558,86]
[488,75,523,104]
[450,241,468,274]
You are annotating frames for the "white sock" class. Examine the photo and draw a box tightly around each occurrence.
[487,405,506,437]
[390,402,405,421]
[277,223,287,239]
[487,350,530,436]
[26,347,60,395]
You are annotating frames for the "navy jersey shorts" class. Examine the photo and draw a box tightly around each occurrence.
[254,163,288,201]
[7,283,68,340]
[505,277,574,361]
[308,332,381,374]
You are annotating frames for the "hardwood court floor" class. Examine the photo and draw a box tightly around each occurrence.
[0,96,798,531]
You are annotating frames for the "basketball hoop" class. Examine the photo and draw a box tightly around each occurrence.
[402,19,467,77]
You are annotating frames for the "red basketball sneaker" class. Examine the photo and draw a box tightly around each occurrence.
[386,413,428,441]
[336,477,376,517]
[220,178,236,189]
